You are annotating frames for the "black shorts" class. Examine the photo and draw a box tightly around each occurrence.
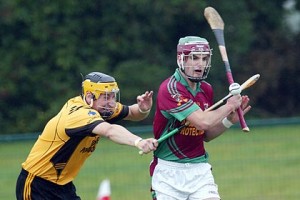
[16,168,81,200]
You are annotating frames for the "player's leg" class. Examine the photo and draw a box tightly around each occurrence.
[16,169,46,199]
[155,190,182,200]
[152,159,219,200]
[60,181,81,200]
[16,169,27,200]
[151,159,188,200]
[189,166,220,200]
[16,168,81,200]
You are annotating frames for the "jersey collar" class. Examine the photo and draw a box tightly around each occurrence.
[173,69,202,95]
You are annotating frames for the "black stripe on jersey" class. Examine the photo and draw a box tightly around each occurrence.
[51,121,102,180]
[106,105,129,123]
[65,120,103,137]
[50,135,86,179]
[69,105,83,115]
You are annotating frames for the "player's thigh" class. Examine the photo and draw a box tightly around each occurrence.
[189,169,220,200]
[155,190,181,200]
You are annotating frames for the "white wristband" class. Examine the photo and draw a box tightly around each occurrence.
[222,117,233,128]
[134,138,143,147]
[138,107,150,114]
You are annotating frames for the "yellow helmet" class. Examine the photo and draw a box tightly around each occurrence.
[82,72,119,99]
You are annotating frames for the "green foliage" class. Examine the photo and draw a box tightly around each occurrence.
[0,0,299,133]
[114,60,169,100]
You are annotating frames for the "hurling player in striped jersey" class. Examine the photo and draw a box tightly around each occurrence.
[149,36,251,200]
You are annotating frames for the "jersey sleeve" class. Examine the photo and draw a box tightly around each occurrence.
[65,106,103,137]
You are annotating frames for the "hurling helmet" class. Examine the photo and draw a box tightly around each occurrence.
[82,72,119,100]
[177,36,212,82]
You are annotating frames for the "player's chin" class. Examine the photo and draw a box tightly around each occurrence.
[193,72,203,77]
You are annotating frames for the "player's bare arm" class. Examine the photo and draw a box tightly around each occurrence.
[92,121,158,154]
[187,94,242,130]
[204,95,251,141]
[125,91,153,121]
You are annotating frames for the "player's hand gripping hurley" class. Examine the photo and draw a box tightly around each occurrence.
[138,122,189,155]
[204,7,250,132]
[207,74,260,111]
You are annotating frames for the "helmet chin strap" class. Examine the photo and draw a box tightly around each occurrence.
[89,98,94,107]
[188,76,203,82]
[83,94,94,107]
[186,72,203,82]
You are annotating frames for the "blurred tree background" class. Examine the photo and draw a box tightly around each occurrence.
[0,0,299,134]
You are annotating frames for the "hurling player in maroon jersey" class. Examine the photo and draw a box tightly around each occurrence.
[149,36,251,200]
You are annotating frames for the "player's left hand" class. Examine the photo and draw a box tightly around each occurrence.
[137,91,153,112]
[227,95,251,123]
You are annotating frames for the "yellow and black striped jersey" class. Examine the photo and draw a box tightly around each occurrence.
[22,96,128,185]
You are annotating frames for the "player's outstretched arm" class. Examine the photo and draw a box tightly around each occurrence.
[93,122,158,154]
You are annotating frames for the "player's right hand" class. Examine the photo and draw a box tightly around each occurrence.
[226,94,242,110]
[137,138,158,154]
[227,95,251,123]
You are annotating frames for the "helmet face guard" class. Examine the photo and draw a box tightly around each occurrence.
[95,90,120,119]
[82,80,119,100]
[177,36,212,82]
[82,72,120,118]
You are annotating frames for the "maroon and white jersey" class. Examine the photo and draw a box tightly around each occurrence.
[152,69,214,164]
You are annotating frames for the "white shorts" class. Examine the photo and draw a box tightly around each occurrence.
[152,158,220,200]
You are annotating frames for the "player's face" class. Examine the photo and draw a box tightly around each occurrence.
[183,54,209,79]
[94,92,117,118]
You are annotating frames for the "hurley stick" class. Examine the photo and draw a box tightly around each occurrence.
[206,74,260,112]
[204,7,250,132]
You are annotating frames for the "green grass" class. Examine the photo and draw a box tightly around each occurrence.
[1,125,300,200]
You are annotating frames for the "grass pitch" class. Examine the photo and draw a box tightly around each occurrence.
[1,124,299,200]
